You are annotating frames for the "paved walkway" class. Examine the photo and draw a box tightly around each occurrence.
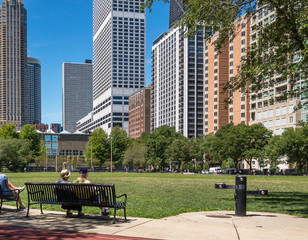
[0,205,308,240]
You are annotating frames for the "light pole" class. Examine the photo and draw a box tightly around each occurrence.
[45,146,48,172]
[90,140,93,170]
[110,134,113,173]
[55,134,60,172]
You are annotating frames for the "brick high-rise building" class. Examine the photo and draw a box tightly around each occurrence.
[204,35,229,134]
[128,87,151,138]
[228,15,251,125]
[0,0,27,129]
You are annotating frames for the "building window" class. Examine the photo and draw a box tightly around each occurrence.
[289,116,293,123]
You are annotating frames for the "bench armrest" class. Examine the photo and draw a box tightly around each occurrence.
[116,193,127,204]
[1,189,19,200]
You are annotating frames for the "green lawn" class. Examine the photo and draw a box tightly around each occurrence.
[4,172,308,219]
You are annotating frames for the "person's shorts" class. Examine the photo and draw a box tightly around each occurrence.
[3,191,15,197]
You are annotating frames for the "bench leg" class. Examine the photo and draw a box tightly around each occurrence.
[124,207,127,222]
[26,204,30,217]
[113,208,116,224]
[40,203,43,214]
[15,199,19,211]
[0,198,2,213]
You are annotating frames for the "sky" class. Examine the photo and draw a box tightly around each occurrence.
[23,0,170,125]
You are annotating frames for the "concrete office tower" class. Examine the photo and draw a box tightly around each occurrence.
[204,34,229,134]
[26,57,41,124]
[248,5,304,134]
[169,0,185,28]
[0,0,27,129]
[128,86,151,139]
[228,14,251,125]
[152,26,204,138]
[62,61,93,133]
[76,0,146,134]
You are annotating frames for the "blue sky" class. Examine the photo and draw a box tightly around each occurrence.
[24,0,169,125]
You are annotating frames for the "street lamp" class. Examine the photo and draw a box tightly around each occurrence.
[110,134,113,173]
[90,140,93,170]
[45,146,48,172]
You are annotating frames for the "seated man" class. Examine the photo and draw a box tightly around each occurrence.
[73,168,110,215]
[0,174,26,210]
[55,169,83,216]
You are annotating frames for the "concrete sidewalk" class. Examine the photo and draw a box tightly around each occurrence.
[0,205,308,240]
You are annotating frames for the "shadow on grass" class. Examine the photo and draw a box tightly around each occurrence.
[250,191,308,217]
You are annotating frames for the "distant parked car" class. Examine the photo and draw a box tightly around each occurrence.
[279,169,299,176]
[209,167,222,174]
[201,170,209,174]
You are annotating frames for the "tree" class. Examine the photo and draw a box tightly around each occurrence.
[0,123,18,138]
[276,122,308,172]
[0,138,30,171]
[165,138,190,171]
[123,141,147,170]
[85,128,110,165]
[242,124,272,172]
[202,124,247,170]
[19,124,41,159]
[264,135,284,170]
[110,126,131,165]
[144,0,308,101]
[189,136,204,162]
[145,126,184,170]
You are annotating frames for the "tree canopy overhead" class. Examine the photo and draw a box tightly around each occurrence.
[144,0,308,101]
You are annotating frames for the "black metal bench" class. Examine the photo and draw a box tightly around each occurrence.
[25,182,127,223]
[0,187,21,213]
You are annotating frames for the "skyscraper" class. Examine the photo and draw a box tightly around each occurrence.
[151,26,204,138]
[76,0,146,134]
[0,0,27,129]
[26,57,41,125]
[169,0,185,28]
[62,61,93,133]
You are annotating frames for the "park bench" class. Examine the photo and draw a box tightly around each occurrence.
[25,182,127,223]
[0,187,22,213]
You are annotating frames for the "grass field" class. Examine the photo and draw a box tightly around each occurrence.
[4,172,308,219]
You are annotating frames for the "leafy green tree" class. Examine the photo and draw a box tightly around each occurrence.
[19,124,40,158]
[110,126,131,165]
[146,126,184,170]
[189,136,204,162]
[165,138,190,170]
[242,124,272,172]
[276,122,308,172]
[123,141,147,169]
[0,123,18,138]
[0,138,30,171]
[85,128,110,165]
[144,0,308,100]
[264,135,283,169]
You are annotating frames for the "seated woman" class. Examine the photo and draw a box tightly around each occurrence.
[55,169,84,216]
[0,174,26,210]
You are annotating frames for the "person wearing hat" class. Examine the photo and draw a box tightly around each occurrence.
[73,168,110,215]
[55,169,84,216]
[73,168,91,184]
[56,169,71,184]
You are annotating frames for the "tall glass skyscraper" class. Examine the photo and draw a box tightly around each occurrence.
[0,0,27,129]
[169,0,185,28]
[62,61,93,133]
[26,57,41,125]
[77,0,146,134]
